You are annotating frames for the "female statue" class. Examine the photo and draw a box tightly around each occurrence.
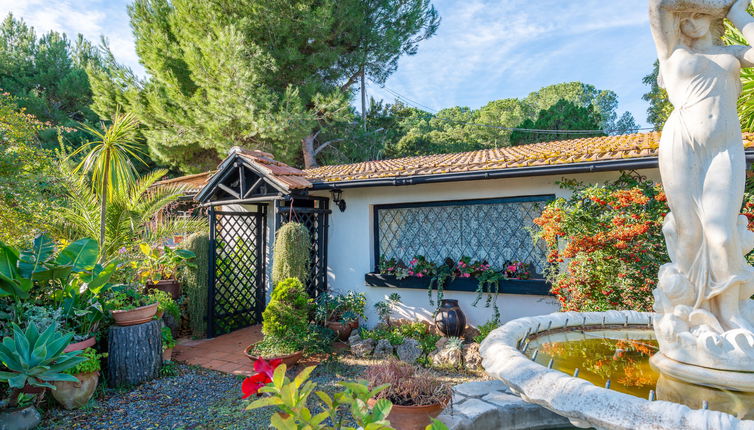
[649,0,754,337]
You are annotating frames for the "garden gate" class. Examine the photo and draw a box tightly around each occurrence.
[207,205,267,337]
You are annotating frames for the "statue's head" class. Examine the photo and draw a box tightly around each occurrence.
[678,12,725,44]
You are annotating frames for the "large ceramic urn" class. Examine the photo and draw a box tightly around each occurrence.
[434,299,466,337]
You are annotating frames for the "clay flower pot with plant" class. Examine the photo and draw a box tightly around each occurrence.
[51,348,106,410]
[161,326,176,361]
[136,243,196,300]
[244,278,313,366]
[364,359,452,430]
[107,287,158,326]
[315,290,367,341]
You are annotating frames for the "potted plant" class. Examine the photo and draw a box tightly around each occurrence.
[162,326,176,361]
[51,347,106,409]
[364,359,452,430]
[147,289,181,320]
[0,323,86,428]
[315,291,367,341]
[137,243,196,300]
[244,278,312,365]
[107,286,158,326]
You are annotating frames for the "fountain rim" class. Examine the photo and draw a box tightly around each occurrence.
[479,310,754,430]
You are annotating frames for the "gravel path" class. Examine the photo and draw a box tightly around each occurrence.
[41,357,484,429]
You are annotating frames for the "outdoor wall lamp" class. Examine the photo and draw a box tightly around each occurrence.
[331,188,346,212]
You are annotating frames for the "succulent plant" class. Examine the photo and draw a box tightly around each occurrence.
[445,336,464,351]
[0,323,86,396]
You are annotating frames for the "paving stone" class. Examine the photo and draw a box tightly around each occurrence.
[453,380,509,398]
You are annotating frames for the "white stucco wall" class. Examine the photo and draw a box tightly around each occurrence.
[308,168,661,328]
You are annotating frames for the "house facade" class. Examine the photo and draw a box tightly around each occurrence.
[166,132,754,335]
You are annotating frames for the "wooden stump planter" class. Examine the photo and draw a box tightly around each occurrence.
[146,279,181,300]
[243,344,303,366]
[326,320,359,341]
[108,320,161,387]
[51,371,99,410]
[367,398,447,430]
[111,302,158,326]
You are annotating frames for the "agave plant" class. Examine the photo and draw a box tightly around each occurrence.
[0,323,86,406]
[56,167,207,259]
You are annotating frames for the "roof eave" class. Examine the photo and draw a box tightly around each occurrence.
[308,152,754,190]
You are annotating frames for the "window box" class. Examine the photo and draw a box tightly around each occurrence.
[364,272,552,296]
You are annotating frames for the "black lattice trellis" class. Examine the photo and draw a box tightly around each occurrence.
[374,196,553,277]
[208,207,266,337]
[277,198,330,298]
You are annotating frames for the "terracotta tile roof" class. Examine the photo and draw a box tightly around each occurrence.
[161,132,754,194]
[303,132,754,183]
[155,171,214,194]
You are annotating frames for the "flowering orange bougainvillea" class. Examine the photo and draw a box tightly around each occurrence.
[533,172,754,312]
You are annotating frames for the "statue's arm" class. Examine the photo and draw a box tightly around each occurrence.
[649,0,680,60]
[728,0,754,67]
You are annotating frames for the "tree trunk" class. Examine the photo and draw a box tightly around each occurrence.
[302,131,319,169]
[107,320,162,387]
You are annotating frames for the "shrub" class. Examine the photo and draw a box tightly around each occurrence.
[262,278,312,338]
[364,359,452,407]
[314,290,367,324]
[147,289,180,320]
[531,173,668,312]
[181,232,209,337]
[271,222,311,287]
[161,326,176,350]
[473,319,499,344]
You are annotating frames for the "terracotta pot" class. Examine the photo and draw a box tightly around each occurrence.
[146,279,181,300]
[326,320,359,341]
[51,371,99,410]
[162,347,173,361]
[434,299,466,337]
[111,302,158,326]
[243,344,303,366]
[367,398,447,430]
[64,336,96,353]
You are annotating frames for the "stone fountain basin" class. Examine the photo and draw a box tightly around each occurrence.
[480,310,754,430]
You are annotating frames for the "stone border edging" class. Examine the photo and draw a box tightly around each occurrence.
[479,310,754,430]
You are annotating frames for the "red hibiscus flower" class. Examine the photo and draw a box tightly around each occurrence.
[241,358,282,399]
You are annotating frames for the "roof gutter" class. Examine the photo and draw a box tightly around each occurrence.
[308,152,754,190]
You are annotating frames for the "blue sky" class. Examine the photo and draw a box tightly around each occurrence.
[2,0,655,126]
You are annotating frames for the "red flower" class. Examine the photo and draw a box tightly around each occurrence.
[241,358,282,399]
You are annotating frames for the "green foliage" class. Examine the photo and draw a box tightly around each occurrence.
[245,364,395,430]
[509,99,604,145]
[89,0,439,171]
[473,319,499,344]
[314,290,367,324]
[0,323,86,391]
[56,167,206,260]
[181,232,209,338]
[641,60,673,131]
[373,293,401,326]
[0,93,66,247]
[262,278,312,339]
[64,347,105,375]
[724,6,754,132]
[0,14,101,149]
[271,222,311,287]
[136,243,196,283]
[106,286,156,311]
[147,289,180,320]
[161,326,176,350]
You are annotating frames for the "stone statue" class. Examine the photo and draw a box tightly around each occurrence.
[649,0,754,388]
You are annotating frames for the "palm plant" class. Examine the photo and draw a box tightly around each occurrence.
[68,112,145,246]
[57,168,207,259]
[725,13,754,132]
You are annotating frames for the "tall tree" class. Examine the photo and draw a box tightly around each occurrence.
[89,0,439,172]
[641,60,673,131]
[509,99,604,146]
[0,14,101,148]
[68,112,145,247]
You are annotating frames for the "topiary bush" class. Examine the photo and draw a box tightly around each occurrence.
[271,222,311,287]
[262,277,312,338]
[181,232,210,338]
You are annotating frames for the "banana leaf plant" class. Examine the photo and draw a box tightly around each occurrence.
[0,323,86,407]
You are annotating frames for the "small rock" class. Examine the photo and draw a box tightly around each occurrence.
[396,338,422,364]
[373,339,394,358]
[463,342,483,371]
[431,344,463,368]
[463,325,481,342]
[348,331,361,346]
[435,337,449,351]
[351,338,375,357]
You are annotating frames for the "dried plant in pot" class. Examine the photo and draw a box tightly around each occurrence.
[364,359,452,430]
